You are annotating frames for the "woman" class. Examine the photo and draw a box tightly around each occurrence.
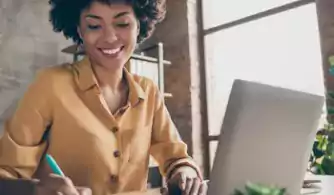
[0,0,207,195]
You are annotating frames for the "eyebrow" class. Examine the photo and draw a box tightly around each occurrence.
[85,12,130,20]
[114,11,130,18]
[85,14,102,20]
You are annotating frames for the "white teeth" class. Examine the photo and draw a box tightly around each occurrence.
[101,48,121,55]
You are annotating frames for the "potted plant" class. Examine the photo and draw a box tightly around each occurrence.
[309,120,334,175]
[233,182,286,195]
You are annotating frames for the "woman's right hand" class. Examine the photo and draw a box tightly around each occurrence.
[34,174,92,195]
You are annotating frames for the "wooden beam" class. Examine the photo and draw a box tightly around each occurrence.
[316,0,334,123]
[204,0,315,36]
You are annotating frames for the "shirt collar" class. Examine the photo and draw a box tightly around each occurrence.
[74,57,96,91]
[73,57,146,106]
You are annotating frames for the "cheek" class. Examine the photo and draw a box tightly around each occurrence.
[82,35,101,56]
[120,29,138,48]
[82,29,101,47]
[84,35,98,47]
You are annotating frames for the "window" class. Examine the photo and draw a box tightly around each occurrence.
[202,2,323,167]
[203,0,301,29]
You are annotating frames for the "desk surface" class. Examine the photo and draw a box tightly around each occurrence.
[0,179,162,195]
[302,174,334,195]
[122,175,334,195]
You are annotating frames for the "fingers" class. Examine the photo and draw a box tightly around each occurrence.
[43,174,71,186]
[39,174,79,195]
[34,174,92,195]
[76,186,92,195]
[181,178,208,195]
[198,181,208,195]
[184,177,193,195]
[52,175,78,194]
[189,178,201,195]
[178,173,187,191]
[168,171,208,195]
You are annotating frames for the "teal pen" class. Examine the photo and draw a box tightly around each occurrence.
[45,154,65,177]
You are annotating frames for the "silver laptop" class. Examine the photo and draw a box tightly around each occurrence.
[208,79,324,195]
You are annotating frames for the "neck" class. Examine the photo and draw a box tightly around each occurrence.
[92,63,124,91]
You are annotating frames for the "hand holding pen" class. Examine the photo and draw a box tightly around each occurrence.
[34,154,92,195]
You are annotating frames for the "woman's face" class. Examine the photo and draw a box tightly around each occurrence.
[78,2,138,71]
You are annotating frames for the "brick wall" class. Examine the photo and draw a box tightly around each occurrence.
[316,0,334,123]
[0,0,72,131]
[143,0,209,175]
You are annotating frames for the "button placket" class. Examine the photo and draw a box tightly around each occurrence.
[110,174,119,183]
[113,150,121,158]
[111,126,119,133]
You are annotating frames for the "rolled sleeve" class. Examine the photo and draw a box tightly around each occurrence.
[149,85,201,179]
[0,70,53,179]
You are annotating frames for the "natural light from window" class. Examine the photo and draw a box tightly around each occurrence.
[205,3,324,139]
[203,0,300,29]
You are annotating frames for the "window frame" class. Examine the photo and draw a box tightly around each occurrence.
[198,0,317,177]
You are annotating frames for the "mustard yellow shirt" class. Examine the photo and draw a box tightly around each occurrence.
[0,57,200,195]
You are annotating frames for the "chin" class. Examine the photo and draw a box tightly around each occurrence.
[99,59,125,71]
[90,55,127,71]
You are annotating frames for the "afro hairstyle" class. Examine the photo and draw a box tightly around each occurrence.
[49,0,166,44]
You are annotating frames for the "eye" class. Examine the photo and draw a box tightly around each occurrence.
[115,23,130,28]
[87,24,101,30]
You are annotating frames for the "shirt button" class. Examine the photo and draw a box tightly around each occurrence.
[111,127,119,133]
[119,108,126,115]
[113,150,121,158]
[110,174,119,182]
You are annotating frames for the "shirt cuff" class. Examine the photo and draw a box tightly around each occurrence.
[165,158,203,180]
[0,131,47,178]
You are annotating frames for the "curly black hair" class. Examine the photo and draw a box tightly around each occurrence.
[49,0,166,44]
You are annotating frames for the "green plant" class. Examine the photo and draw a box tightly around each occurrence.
[310,89,334,174]
[309,123,334,175]
[233,183,287,195]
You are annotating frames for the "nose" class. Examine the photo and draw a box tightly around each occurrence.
[102,26,118,43]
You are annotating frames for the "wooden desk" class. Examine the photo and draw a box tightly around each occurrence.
[0,179,162,195]
[0,179,35,195]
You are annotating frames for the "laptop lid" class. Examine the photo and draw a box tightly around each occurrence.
[208,79,324,195]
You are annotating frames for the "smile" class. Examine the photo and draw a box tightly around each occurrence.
[99,46,124,57]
